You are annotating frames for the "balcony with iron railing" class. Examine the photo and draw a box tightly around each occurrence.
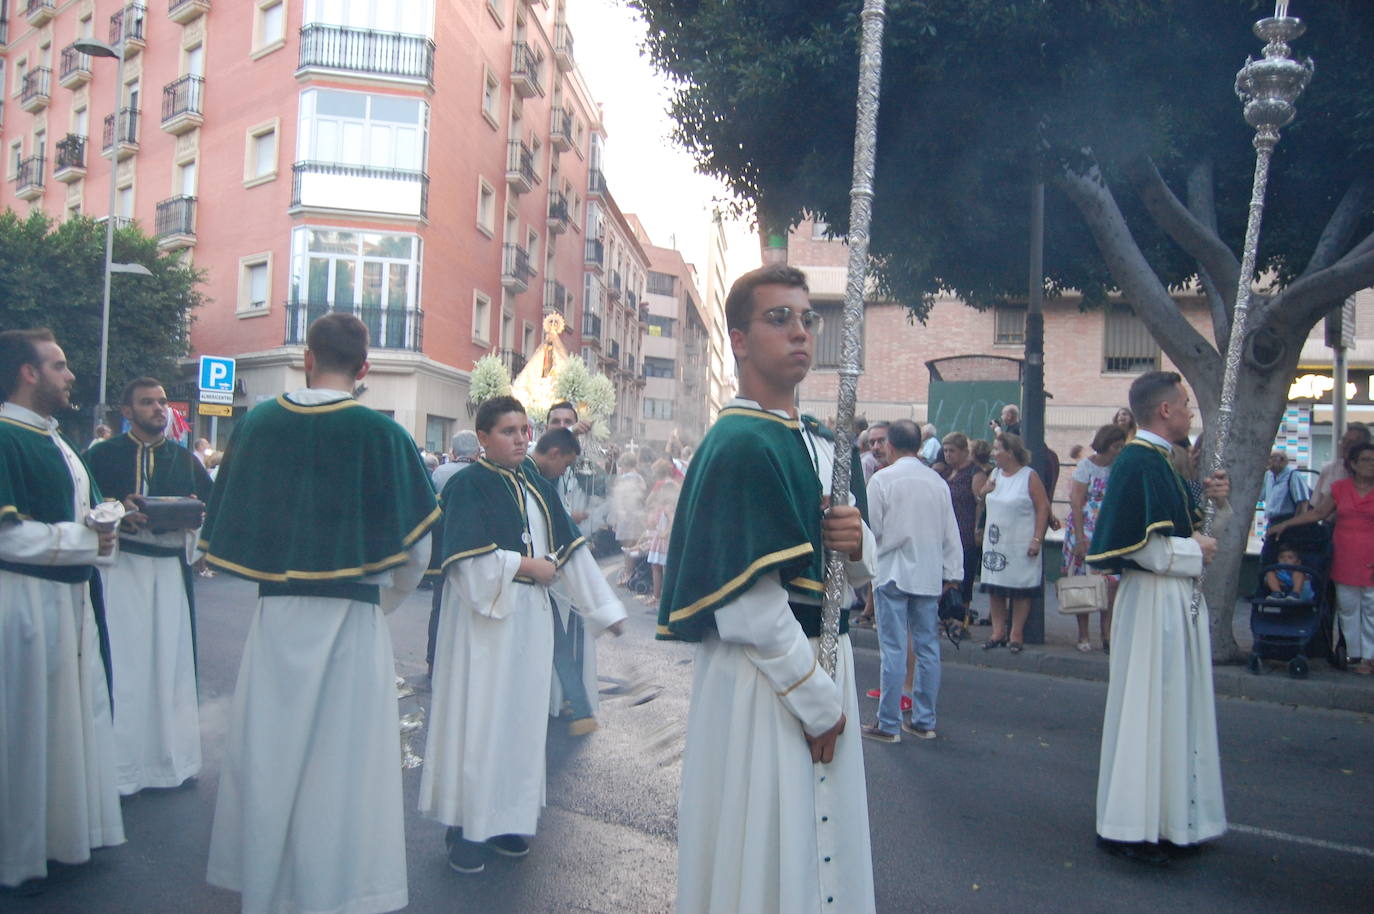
[20,67,51,113]
[54,134,87,182]
[584,237,604,270]
[608,340,621,365]
[544,279,568,315]
[102,107,140,158]
[291,161,429,219]
[554,22,574,71]
[550,106,572,151]
[161,74,204,134]
[511,41,542,98]
[14,154,44,201]
[25,0,55,27]
[587,167,606,197]
[496,348,527,377]
[155,195,196,249]
[547,190,569,234]
[501,243,534,293]
[607,269,622,301]
[285,301,424,351]
[297,23,436,87]
[505,140,535,194]
[581,310,602,342]
[110,3,147,55]
[59,45,92,89]
[168,0,210,25]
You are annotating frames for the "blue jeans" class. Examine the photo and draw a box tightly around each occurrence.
[875,581,940,733]
[551,601,592,719]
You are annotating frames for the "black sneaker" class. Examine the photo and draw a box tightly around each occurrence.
[1096,835,1168,866]
[486,834,530,857]
[446,827,486,874]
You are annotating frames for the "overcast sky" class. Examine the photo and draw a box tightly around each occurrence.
[565,0,760,290]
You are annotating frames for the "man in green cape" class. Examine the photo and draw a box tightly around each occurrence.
[658,264,877,913]
[0,329,124,892]
[202,314,438,914]
[1088,370,1231,865]
[85,376,211,796]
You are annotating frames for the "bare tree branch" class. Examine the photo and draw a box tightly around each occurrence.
[1053,162,1221,390]
[1301,173,1374,277]
[1185,158,1233,347]
[1272,234,1374,333]
[1126,156,1241,315]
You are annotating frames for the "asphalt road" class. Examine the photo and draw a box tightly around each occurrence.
[11,566,1373,913]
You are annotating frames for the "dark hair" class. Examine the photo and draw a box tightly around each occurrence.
[535,426,581,456]
[1090,423,1127,454]
[1128,371,1184,424]
[547,400,578,422]
[995,432,1030,466]
[0,328,55,400]
[724,263,809,330]
[1344,422,1372,444]
[1345,441,1374,474]
[887,418,920,453]
[475,395,526,433]
[971,439,992,463]
[852,415,869,435]
[306,312,369,375]
[121,376,164,406]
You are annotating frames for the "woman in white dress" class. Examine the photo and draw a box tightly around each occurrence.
[978,433,1051,652]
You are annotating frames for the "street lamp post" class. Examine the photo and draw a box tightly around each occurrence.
[73,35,151,431]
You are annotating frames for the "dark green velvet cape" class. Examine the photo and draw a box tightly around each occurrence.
[435,458,585,584]
[198,395,439,596]
[84,432,213,505]
[1087,437,1201,573]
[657,406,851,642]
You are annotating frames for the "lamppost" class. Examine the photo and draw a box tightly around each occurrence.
[72,35,153,432]
[1193,1,1313,617]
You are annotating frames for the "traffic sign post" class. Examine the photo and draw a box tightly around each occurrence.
[198,356,236,449]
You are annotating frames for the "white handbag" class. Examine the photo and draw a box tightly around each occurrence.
[1055,574,1107,614]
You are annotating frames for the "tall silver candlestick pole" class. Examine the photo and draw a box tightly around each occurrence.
[820,0,888,678]
[1192,2,1312,619]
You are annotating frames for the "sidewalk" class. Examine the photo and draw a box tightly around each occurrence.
[848,589,1374,715]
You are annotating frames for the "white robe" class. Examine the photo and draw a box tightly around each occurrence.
[1097,532,1227,844]
[205,536,429,914]
[101,529,201,794]
[676,399,876,914]
[0,405,124,887]
[420,488,625,841]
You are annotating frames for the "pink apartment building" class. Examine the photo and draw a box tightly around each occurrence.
[0,0,645,450]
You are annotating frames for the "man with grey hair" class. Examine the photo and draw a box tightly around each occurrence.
[1261,449,1309,527]
[427,429,481,677]
[918,423,941,466]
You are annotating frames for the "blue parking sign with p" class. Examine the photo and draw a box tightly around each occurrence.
[199,356,235,392]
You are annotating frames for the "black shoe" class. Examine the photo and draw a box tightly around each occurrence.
[446,827,486,874]
[1160,840,1204,858]
[1096,835,1169,866]
[486,834,530,857]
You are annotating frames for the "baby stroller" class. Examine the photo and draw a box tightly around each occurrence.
[1247,524,1333,678]
[623,551,654,596]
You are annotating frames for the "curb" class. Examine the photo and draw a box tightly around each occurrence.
[847,624,1374,715]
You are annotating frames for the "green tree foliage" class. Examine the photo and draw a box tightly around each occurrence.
[0,210,204,418]
[630,0,1374,658]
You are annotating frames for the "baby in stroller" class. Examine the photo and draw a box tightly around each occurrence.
[1263,546,1315,602]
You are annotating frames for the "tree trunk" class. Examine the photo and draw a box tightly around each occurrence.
[1198,350,1298,662]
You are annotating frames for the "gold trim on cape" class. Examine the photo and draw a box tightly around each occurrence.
[275,394,360,414]
[667,542,815,622]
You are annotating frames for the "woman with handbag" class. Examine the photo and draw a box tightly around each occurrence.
[1062,424,1128,652]
[979,433,1051,653]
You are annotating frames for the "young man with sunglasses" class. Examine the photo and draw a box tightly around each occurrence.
[658,263,876,913]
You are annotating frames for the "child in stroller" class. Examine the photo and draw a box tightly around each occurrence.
[1263,546,1315,602]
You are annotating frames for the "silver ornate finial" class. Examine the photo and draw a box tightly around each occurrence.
[1235,8,1313,140]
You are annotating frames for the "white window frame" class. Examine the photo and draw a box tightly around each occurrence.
[243,118,280,186]
[253,0,287,58]
[485,0,504,28]
[476,177,496,237]
[472,290,492,345]
[481,66,500,130]
[238,253,273,316]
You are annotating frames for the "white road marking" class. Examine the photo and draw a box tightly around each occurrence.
[1231,822,1374,858]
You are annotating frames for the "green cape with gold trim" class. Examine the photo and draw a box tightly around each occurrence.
[1087,437,1200,573]
[434,458,584,583]
[657,406,834,642]
[84,432,213,504]
[198,394,439,584]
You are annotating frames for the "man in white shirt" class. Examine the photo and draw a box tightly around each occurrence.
[861,419,963,743]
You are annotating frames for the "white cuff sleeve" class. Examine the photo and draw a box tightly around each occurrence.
[0,519,100,566]
[558,547,626,635]
[714,572,843,737]
[449,549,524,619]
[1129,532,1204,578]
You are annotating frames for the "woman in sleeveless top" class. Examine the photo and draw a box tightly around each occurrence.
[978,433,1051,653]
